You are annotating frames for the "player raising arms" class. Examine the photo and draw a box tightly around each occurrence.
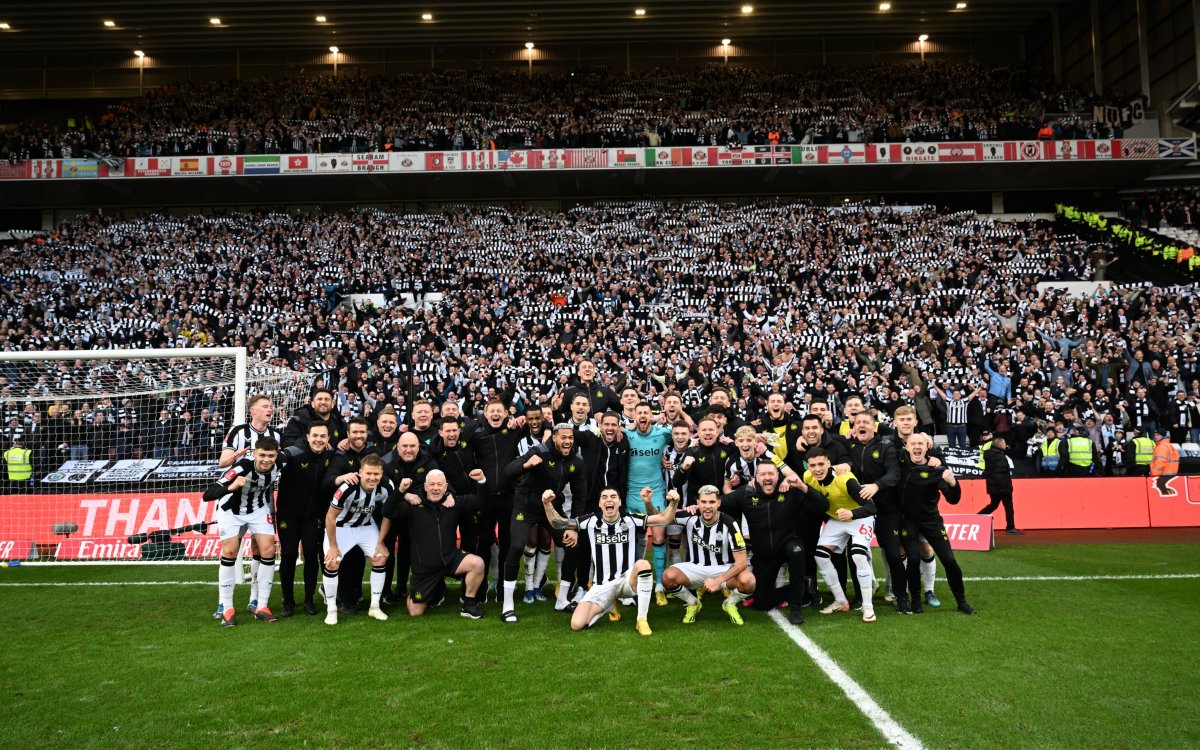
[543,486,679,635]
[661,485,756,626]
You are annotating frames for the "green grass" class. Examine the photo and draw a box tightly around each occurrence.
[0,542,1197,750]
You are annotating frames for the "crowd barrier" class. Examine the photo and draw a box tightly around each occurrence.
[1,138,1194,182]
[0,477,1194,560]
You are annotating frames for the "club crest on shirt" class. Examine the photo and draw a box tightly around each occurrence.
[872,450,880,459]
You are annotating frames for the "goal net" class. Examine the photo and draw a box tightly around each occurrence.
[0,348,315,563]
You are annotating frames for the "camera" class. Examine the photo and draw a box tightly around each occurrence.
[127,522,215,560]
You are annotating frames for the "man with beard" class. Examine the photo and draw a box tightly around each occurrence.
[662,485,755,626]
[757,391,805,479]
[276,421,333,617]
[282,387,347,450]
[662,420,695,569]
[721,462,817,625]
[887,405,942,607]
[707,387,746,437]
[792,413,851,606]
[370,405,401,455]
[499,424,587,622]
[624,401,674,591]
[322,417,376,614]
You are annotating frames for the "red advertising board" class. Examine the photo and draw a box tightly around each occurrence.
[947,478,1154,529]
[868,513,994,551]
[0,492,217,553]
[1146,476,1200,527]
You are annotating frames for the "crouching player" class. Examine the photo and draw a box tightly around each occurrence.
[797,447,879,623]
[543,486,679,635]
[321,454,393,625]
[661,485,756,626]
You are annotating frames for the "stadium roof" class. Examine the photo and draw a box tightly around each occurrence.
[0,0,1070,54]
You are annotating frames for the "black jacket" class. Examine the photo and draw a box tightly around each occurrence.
[323,445,375,497]
[282,405,347,450]
[671,441,733,505]
[574,427,630,513]
[385,491,481,573]
[721,485,822,554]
[504,443,587,516]
[982,446,1013,495]
[898,455,962,524]
[276,442,333,521]
[466,418,523,497]
[846,436,902,514]
[430,435,481,495]
[382,448,440,494]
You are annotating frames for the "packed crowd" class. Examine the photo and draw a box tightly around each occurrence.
[1123,187,1200,229]
[1,200,1198,482]
[1,62,1109,161]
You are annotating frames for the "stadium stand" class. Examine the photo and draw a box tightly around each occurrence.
[2,201,1196,476]
[1,63,1113,160]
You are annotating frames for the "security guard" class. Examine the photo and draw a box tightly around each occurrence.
[1036,428,1061,475]
[4,438,32,487]
[1129,430,1156,477]
[1059,426,1100,477]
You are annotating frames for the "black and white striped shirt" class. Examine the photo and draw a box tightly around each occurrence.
[724,453,761,487]
[682,512,745,566]
[222,422,282,453]
[946,399,967,426]
[580,511,645,584]
[215,458,280,515]
[330,481,393,528]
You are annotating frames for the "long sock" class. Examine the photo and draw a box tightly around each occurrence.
[815,553,846,603]
[587,609,609,628]
[636,570,653,619]
[533,547,552,590]
[369,565,387,609]
[652,543,666,585]
[667,584,697,605]
[921,555,936,592]
[522,545,537,589]
[250,554,262,600]
[555,546,565,588]
[556,576,572,609]
[852,549,874,608]
[726,587,749,606]
[219,556,237,610]
[322,565,339,612]
[502,580,517,613]
[255,555,275,609]
[667,538,682,565]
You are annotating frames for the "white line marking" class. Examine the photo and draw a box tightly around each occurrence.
[769,609,926,750]
[2,573,1198,587]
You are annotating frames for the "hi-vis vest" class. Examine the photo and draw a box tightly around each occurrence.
[1132,437,1154,466]
[1041,439,1061,470]
[977,440,993,470]
[1067,436,1092,467]
[4,447,31,480]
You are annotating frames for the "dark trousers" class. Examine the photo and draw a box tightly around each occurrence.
[381,521,411,597]
[278,516,322,605]
[901,519,965,604]
[799,510,825,593]
[465,492,512,601]
[503,510,584,593]
[749,538,806,611]
[1128,464,1150,477]
[874,512,911,604]
[978,490,1016,530]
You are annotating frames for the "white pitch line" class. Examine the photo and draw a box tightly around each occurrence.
[769,609,926,750]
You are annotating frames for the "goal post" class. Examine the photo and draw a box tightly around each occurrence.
[0,347,315,564]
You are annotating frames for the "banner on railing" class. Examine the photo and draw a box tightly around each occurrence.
[0,138,1192,181]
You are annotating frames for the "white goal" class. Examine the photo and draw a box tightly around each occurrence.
[0,348,314,563]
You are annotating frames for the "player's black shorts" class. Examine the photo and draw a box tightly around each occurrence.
[408,550,468,604]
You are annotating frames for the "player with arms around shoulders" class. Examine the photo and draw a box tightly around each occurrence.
[203,436,283,627]
[661,485,756,626]
[544,486,680,635]
[320,454,394,625]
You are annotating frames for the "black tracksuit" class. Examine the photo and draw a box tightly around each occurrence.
[275,442,332,607]
[722,485,823,610]
[281,405,347,450]
[978,446,1016,530]
[846,436,907,605]
[574,427,629,515]
[897,455,967,605]
[384,491,481,603]
[380,448,440,598]
[671,441,732,505]
[465,418,523,599]
[501,444,587,590]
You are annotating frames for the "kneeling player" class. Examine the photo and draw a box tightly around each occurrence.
[661,485,755,626]
[544,486,678,635]
[798,447,879,623]
[321,454,393,625]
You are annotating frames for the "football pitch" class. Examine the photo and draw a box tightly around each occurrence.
[1,538,1197,750]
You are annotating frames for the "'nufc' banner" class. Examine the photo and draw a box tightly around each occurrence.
[1092,96,1148,129]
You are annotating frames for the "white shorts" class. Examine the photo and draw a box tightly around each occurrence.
[324,524,379,561]
[818,517,876,553]
[581,574,635,611]
[669,561,732,589]
[217,505,274,541]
